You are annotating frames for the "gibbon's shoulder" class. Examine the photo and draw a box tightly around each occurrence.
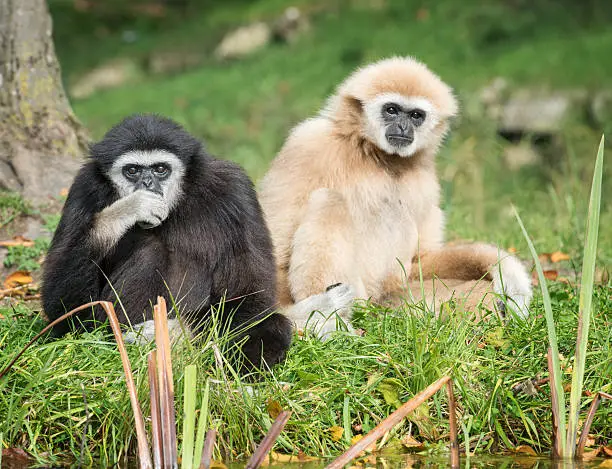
[287,117,333,144]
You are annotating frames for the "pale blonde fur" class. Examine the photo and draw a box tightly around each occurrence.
[259,57,531,336]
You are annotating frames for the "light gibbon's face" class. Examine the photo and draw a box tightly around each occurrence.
[108,150,186,209]
[363,93,440,158]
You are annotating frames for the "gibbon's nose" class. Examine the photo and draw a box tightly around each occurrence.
[142,175,153,188]
[398,123,407,133]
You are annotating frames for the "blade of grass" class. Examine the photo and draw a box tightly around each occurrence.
[566,135,605,457]
[245,410,292,469]
[446,380,460,469]
[547,348,563,457]
[148,351,163,469]
[576,393,601,458]
[182,364,198,469]
[199,429,217,469]
[325,376,451,469]
[514,208,567,457]
[193,379,210,466]
[154,297,178,469]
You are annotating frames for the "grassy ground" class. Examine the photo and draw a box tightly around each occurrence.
[0,0,611,464]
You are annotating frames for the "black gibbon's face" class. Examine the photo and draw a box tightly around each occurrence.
[122,162,171,195]
[381,102,426,149]
[108,149,186,206]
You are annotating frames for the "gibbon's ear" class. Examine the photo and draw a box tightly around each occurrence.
[344,95,364,115]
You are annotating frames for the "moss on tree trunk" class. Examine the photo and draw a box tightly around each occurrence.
[0,0,88,201]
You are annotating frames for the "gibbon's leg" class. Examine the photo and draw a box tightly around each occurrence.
[405,244,532,318]
[286,188,365,338]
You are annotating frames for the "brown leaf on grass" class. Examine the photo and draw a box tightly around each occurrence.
[543,270,559,280]
[210,460,228,469]
[416,8,429,21]
[329,426,344,442]
[1,447,29,460]
[538,253,551,263]
[603,445,612,457]
[550,251,571,263]
[582,447,601,461]
[514,445,538,456]
[401,435,425,452]
[3,271,33,289]
[583,434,597,448]
[265,399,283,420]
[0,235,34,248]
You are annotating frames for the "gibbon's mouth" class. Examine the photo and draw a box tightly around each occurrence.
[387,135,414,146]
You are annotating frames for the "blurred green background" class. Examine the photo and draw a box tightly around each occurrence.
[49,0,612,264]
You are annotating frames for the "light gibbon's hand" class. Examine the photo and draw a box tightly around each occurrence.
[492,255,533,319]
[129,189,170,229]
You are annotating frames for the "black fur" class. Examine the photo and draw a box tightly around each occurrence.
[42,114,292,370]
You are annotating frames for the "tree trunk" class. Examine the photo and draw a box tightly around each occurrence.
[0,0,88,202]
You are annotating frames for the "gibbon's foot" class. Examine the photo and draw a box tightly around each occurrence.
[122,319,188,344]
[491,255,532,319]
[288,283,356,340]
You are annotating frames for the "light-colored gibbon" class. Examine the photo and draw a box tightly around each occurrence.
[259,57,532,337]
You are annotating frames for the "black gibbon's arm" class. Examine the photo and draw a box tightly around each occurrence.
[196,162,292,367]
[42,165,115,333]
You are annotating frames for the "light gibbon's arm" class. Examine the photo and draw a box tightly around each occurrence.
[91,189,169,254]
[409,244,532,318]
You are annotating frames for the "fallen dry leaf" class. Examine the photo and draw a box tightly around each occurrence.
[514,445,538,456]
[598,461,612,468]
[543,270,559,280]
[603,445,612,457]
[582,447,601,461]
[550,251,571,263]
[329,425,344,442]
[265,399,282,420]
[3,271,33,290]
[0,235,34,248]
[401,435,425,452]
[583,434,597,448]
[416,8,429,21]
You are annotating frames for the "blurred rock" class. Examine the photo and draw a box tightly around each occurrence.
[24,218,46,240]
[479,83,590,135]
[214,22,272,60]
[273,7,310,43]
[70,59,140,99]
[503,142,540,170]
[146,51,205,75]
[498,90,588,134]
[589,90,612,128]
[0,159,21,192]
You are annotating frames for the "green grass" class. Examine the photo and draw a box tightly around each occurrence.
[0,287,610,464]
[0,192,30,229]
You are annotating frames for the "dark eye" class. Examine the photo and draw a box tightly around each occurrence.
[153,165,168,176]
[124,165,139,177]
[386,105,399,115]
[409,110,425,121]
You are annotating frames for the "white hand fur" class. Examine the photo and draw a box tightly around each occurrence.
[92,190,170,252]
